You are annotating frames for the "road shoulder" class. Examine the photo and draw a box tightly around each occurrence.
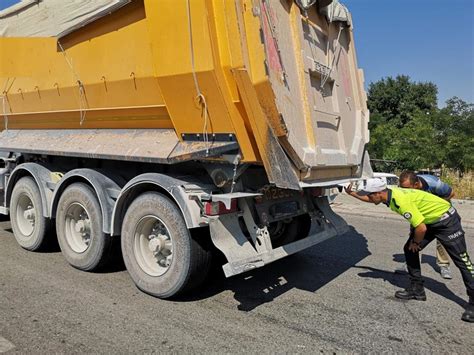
[332,194,474,230]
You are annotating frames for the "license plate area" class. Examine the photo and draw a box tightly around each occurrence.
[254,187,307,224]
[269,201,299,219]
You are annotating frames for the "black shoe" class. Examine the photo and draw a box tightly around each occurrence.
[395,286,426,301]
[461,299,474,323]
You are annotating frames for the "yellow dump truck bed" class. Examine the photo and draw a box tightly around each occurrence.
[0,0,370,189]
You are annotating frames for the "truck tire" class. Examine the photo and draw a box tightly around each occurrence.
[56,183,111,271]
[269,214,311,248]
[121,192,211,299]
[10,176,51,251]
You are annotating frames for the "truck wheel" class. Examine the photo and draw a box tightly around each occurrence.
[56,183,111,271]
[269,214,311,248]
[10,176,50,251]
[121,192,211,299]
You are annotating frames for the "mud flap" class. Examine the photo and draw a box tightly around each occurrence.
[208,197,348,277]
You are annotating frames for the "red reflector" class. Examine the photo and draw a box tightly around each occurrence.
[204,199,237,216]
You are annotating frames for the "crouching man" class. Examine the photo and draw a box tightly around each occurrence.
[345,178,473,322]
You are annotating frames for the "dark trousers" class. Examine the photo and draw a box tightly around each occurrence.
[404,211,474,298]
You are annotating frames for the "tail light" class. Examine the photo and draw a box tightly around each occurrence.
[204,199,238,216]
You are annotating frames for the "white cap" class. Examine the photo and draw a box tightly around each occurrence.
[358,178,387,196]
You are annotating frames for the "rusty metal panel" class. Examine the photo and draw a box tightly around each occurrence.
[0,129,238,164]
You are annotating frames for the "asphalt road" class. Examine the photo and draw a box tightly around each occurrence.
[1,213,473,353]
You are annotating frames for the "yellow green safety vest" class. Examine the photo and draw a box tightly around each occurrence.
[387,187,451,227]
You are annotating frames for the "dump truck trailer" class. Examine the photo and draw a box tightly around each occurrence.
[0,0,371,298]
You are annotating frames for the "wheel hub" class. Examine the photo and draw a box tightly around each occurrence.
[74,218,91,235]
[134,216,173,276]
[64,203,92,253]
[16,194,36,237]
[23,206,36,224]
[148,235,162,253]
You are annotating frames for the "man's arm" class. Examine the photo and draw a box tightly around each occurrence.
[395,196,426,253]
[446,190,455,201]
[409,223,427,252]
[434,179,454,201]
[344,183,370,202]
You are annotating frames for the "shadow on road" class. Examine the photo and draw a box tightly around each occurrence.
[1,218,372,306]
[181,225,371,311]
[393,253,440,274]
[355,266,467,308]
[0,221,127,272]
[97,240,127,273]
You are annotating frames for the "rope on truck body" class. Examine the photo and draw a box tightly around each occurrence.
[322,1,345,88]
[1,94,8,131]
[186,0,210,156]
[222,0,243,190]
[1,78,12,131]
[58,40,87,126]
[320,24,343,89]
[301,5,344,90]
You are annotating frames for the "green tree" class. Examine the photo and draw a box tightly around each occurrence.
[366,76,473,172]
[367,75,439,168]
[367,75,437,128]
[439,97,474,172]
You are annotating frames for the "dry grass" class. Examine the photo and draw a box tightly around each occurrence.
[441,170,474,200]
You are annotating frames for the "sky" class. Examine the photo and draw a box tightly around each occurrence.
[0,0,18,10]
[1,0,473,105]
[344,0,474,106]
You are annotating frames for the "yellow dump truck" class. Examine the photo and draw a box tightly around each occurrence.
[0,0,371,297]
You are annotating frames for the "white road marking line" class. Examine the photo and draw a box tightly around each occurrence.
[0,336,15,353]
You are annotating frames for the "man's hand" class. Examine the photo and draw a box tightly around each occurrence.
[345,182,371,202]
[408,223,427,252]
[344,183,354,195]
[408,240,421,253]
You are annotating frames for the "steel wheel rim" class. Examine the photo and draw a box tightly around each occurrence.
[133,215,173,277]
[16,193,36,237]
[64,202,91,253]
